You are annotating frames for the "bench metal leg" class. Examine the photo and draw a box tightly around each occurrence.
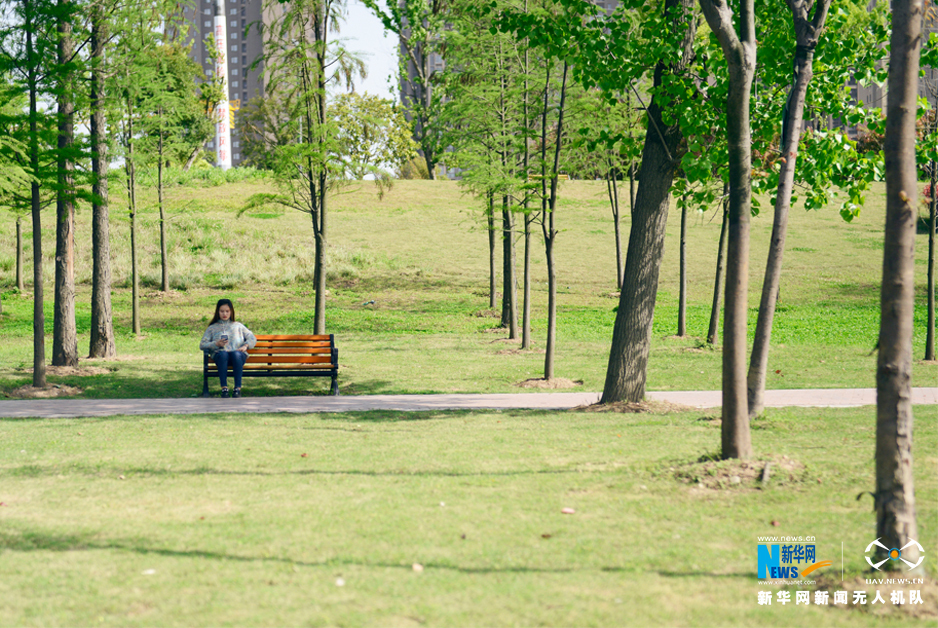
[202,371,210,397]
[331,375,339,396]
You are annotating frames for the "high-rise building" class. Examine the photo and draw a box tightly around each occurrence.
[185,0,267,167]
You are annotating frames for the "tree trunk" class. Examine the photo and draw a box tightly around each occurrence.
[501,197,517,337]
[16,216,24,291]
[89,4,115,359]
[748,0,830,418]
[699,0,756,460]
[522,213,532,349]
[543,62,569,382]
[677,195,688,337]
[602,0,696,403]
[874,0,921,571]
[53,2,78,368]
[158,122,169,292]
[26,1,46,388]
[488,192,497,310]
[926,157,936,361]
[608,171,623,290]
[707,185,729,345]
[127,122,140,336]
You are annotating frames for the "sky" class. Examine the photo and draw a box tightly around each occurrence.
[342,1,399,102]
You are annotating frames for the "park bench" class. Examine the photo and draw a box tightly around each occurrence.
[202,334,339,397]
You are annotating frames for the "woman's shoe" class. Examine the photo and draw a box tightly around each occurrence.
[233,389,242,398]
[221,388,230,398]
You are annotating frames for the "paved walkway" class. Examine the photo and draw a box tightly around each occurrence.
[0,388,936,419]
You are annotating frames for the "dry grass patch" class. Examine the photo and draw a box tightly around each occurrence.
[672,455,808,490]
[7,383,83,398]
[514,377,582,389]
[578,399,697,414]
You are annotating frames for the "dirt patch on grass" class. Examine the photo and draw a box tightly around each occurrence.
[473,309,500,318]
[577,399,697,414]
[812,573,937,621]
[672,455,807,490]
[496,348,545,356]
[7,384,83,398]
[515,377,582,389]
[20,365,112,376]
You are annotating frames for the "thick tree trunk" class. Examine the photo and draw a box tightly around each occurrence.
[707,186,729,345]
[53,4,78,368]
[678,196,688,337]
[602,0,696,403]
[748,0,830,418]
[875,0,921,570]
[501,197,517,337]
[16,216,24,291]
[699,0,756,460]
[89,6,115,358]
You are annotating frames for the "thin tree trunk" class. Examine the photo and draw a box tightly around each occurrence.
[16,216,24,291]
[699,0,756,460]
[748,0,830,418]
[27,0,45,387]
[522,213,532,349]
[543,62,569,381]
[89,4,115,358]
[927,166,936,360]
[708,184,729,345]
[501,196,517,337]
[602,0,696,403]
[875,0,921,571]
[158,119,169,292]
[608,170,623,290]
[678,195,688,337]
[53,1,78,368]
[487,192,497,310]
[127,122,140,336]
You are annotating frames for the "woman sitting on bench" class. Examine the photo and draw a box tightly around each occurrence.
[199,298,257,398]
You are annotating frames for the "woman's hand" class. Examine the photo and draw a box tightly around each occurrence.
[215,338,228,348]
[238,346,249,353]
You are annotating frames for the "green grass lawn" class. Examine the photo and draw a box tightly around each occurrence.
[0,406,934,627]
[0,178,935,398]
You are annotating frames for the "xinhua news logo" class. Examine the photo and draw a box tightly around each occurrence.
[757,543,832,579]
[865,538,925,571]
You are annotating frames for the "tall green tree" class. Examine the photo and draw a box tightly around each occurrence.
[330,91,417,180]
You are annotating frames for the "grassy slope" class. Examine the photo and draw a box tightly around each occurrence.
[0,406,934,626]
[0,178,936,397]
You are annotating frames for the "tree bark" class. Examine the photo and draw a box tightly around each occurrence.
[126,117,140,336]
[602,0,696,403]
[678,195,688,337]
[522,213,532,349]
[89,4,116,358]
[747,0,830,418]
[875,0,921,570]
[699,0,756,460]
[707,185,729,345]
[53,1,78,368]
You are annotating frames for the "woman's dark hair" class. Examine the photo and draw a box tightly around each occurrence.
[210,298,236,325]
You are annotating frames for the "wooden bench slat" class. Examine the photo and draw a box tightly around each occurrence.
[249,347,332,355]
[246,355,334,364]
[255,334,332,341]
[252,343,332,350]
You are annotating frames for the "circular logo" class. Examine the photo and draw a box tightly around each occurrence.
[865,538,924,571]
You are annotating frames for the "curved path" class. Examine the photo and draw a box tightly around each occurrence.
[0,388,936,419]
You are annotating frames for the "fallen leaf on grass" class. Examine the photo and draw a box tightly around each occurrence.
[118,475,125,480]
[300,453,308,458]
[771,520,780,527]
[412,563,424,572]
[541,534,552,539]
[141,569,156,575]
[561,507,576,515]
[335,578,345,587]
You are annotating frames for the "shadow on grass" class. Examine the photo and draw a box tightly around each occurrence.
[0,526,585,575]
[0,462,578,479]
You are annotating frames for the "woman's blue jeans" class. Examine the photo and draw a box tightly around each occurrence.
[213,350,248,389]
